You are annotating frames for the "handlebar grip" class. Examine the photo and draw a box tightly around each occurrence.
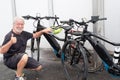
[99,18,107,21]
[22,15,36,20]
[22,15,30,20]
[90,16,107,23]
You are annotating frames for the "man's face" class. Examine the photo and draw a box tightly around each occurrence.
[13,19,24,34]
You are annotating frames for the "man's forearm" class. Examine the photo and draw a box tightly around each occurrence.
[0,40,12,54]
[33,30,44,38]
[33,28,51,38]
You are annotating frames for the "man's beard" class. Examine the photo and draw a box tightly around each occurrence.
[15,28,23,33]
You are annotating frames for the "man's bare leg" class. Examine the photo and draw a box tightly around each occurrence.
[16,54,28,77]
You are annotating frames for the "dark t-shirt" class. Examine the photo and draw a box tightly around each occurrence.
[2,30,33,59]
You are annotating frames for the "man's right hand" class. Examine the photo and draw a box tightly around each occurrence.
[10,34,17,44]
[0,34,17,54]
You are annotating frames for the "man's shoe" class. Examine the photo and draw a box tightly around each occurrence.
[14,76,25,80]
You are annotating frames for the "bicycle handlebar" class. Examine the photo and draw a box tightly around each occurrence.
[22,15,59,20]
[87,16,107,24]
[60,16,107,26]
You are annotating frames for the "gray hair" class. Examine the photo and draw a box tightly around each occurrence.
[13,16,25,24]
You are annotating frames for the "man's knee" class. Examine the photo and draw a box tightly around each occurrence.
[36,65,42,71]
[20,54,28,62]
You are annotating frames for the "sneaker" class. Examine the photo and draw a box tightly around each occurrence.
[14,76,25,80]
[14,70,25,77]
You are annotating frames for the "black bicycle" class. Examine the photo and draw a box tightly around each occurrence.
[50,21,88,80]
[61,18,104,73]
[61,16,120,79]
[22,14,61,61]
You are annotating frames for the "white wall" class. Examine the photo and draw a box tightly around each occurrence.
[15,0,51,48]
[53,0,92,21]
[0,0,13,45]
[0,0,13,58]
[53,0,92,48]
[104,0,120,51]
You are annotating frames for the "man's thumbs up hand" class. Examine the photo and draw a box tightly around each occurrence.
[10,33,17,44]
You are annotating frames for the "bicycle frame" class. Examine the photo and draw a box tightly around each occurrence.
[83,30,120,76]
[23,15,61,61]
[86,32,113,66]
[64,16,120,76]
[31,19,45,61]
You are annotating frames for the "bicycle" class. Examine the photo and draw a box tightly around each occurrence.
[61,19,104,73]
[22,14,61,61]
[59,16,120,79]
[50,21,88,80]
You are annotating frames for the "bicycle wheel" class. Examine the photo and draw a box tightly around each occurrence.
[31,37,40,61]
[61,41,88,80]
[84,47,103,73]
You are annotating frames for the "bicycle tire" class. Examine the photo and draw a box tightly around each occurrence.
[84,47,104,73]
[31,37,40,61]
[61,41,88,80]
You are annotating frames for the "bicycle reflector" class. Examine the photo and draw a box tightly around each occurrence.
[51,26,62,34]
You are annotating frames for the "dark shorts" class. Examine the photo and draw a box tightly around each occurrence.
[4,53,41,70]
